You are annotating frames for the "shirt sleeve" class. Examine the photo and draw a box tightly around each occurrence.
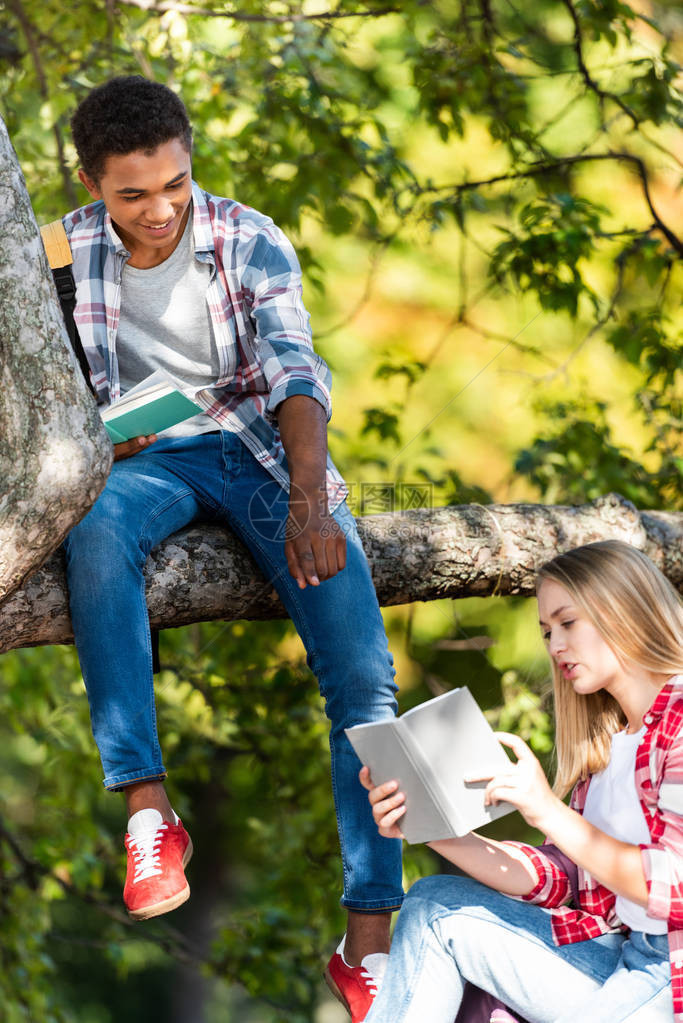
[503,841,573,908]
[238,222,333,421]
[640,724,683,929]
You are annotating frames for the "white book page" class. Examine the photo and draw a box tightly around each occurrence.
[101,369,200,420]
[345,720,454,843]
[402,687,514,835]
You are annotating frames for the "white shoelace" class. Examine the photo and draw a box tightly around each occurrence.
[337,936,388,998]
[359,967,379,996]
[129,822,168,883]
[127,808,177,884]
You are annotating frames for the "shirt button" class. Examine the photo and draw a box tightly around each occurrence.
[644,714,653,724]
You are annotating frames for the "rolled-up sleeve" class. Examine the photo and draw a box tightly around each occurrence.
[504,841,572,908]
[239,224,332,421]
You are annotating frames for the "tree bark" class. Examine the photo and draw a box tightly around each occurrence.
[1,493,681,655]
[0,116,112,604]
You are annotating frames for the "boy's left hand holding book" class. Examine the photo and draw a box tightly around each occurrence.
[113,433,158,462]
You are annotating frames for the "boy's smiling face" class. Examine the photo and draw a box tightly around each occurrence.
[78,137,193,267]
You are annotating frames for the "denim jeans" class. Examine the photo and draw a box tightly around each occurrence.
[63,432,403,911]
[365,875,672,1023]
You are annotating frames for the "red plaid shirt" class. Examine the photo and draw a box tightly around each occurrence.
[510,678,683,1020]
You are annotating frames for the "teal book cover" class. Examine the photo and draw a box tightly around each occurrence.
[103,390,202,443]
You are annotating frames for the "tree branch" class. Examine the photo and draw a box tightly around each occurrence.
[1,495,682,654]
[5,0,78,209]
[0,816,40,890]
[115,0,398,22]
[0,812,203,965]
[0,116,112,604]
[426,152,683,255]
[561,0,640,129]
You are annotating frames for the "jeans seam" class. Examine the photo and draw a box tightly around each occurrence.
[138,488,200,549]
[222,519,354,897]
[104,768,167,791]
[222,487,402,909]
[394,907,446,1021]
[341,898,404,912]
[124,488,197,780]
[221,514,364,904]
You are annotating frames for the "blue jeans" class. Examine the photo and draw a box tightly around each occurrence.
[365,875,672,1022]
[63,432,403,911]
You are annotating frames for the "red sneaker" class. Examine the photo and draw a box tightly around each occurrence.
[123,808,193,921]
[324,937,388,1023]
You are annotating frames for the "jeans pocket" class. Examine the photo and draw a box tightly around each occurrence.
[637,931,669,960]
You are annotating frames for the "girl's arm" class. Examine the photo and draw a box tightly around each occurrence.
[534,801,647,904]
[360,767,540,897]
[479,733,648,906]
[427,833,542,896]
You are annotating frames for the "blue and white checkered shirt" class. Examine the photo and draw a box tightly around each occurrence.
[61,181,347,509]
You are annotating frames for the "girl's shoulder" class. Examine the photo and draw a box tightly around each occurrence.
[647,679,683,749]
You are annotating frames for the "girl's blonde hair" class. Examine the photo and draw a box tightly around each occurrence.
[536,540,683,797]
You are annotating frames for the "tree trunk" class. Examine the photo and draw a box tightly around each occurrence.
[1,493,681,655]
[0,115,112,604]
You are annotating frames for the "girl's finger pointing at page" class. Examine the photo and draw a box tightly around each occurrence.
[464,769,497,783]
[494,731,532,758]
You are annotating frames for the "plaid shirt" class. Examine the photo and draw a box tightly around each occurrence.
[60,182,347,509]
[509,678,683,1019]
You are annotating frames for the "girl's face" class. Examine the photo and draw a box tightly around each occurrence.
[537,578,623,696]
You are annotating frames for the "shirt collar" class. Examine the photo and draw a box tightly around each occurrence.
[100,181,213,259]
[644,675,683,725]
[103,208,129,256]
[190,181,215,258]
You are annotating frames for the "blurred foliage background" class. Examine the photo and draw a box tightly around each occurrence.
[0,0,681,1019]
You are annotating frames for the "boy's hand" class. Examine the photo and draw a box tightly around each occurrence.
[359,765,406,840]
[285,483,346,589]
[113,434,157,461]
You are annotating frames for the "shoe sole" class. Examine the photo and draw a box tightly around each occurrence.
[128,837,194,922]
[323,966,351,1015]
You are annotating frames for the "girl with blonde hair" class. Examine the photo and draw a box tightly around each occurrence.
[360,540,683,1023]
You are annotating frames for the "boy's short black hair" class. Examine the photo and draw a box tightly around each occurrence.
[71,76,193,183]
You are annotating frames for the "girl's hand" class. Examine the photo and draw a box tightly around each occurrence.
[466,732,561,833]
[359,766,406,840]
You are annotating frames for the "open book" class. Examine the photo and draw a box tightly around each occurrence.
[100,370,203,443]
[345,687,516,844]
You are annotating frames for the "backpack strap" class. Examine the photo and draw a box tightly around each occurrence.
[40,219,73,270]
[40,220,95,396]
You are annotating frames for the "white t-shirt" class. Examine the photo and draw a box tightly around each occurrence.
[117,206,220,438]
[582,727,667,934]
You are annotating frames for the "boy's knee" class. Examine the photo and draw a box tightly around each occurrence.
[67,487,134,548]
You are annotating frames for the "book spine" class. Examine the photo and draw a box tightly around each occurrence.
[394,721,456,834]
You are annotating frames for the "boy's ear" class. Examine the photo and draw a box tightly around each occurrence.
[78,168,101,200]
